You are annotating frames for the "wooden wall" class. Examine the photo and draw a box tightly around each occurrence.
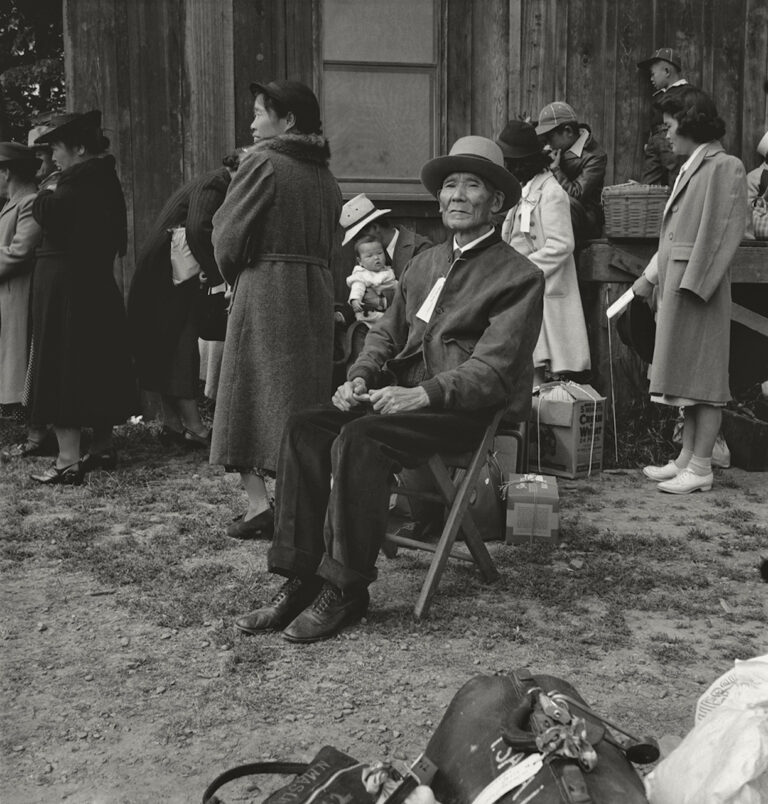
[64,0,768,298]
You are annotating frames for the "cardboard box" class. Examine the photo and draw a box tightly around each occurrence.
[503,473,559,546]
[528,382,605,479]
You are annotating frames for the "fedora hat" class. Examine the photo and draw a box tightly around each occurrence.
[0,142,42,170]
[34,110,102,145]
[497,120,542,159]
[249,80,322,134]
[420,136,521,211]
[28,126,52,149]
[637,47,682,72]
[340,194,392,246]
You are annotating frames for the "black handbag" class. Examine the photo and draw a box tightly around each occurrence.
[196,287,228,342]
[616,295,656,363]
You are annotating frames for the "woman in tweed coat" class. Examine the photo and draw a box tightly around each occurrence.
[632,89,748,495]
[211,80,341,539]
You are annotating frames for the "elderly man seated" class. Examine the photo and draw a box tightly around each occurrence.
[235,136,544,643]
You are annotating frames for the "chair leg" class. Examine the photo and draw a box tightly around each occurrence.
[413,451,499,620]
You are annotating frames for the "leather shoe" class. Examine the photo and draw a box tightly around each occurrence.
[642,461,683,481]
[30,461,84,486]
[282,582,369,644]
[234,576,323,635]
[183,427,211,449]
[81,447,118,473]
[657,468,713,495]
[226,508,274,540]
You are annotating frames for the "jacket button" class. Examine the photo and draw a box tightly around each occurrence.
[530,234,537,239]
[668,232,674,239]
[424,333,432,342]
[672,205,678,212]
[435,306,443,315]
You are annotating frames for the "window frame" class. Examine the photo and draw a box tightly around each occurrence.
[312,0,446,201]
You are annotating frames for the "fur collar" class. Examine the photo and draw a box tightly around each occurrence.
[262,133,331,165]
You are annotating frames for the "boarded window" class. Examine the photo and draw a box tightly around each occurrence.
[320,0,440,199]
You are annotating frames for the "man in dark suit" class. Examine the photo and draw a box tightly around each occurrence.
[234,137,544,643]
[340,193,433,278]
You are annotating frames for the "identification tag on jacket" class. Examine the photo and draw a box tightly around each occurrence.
[416,277,445,323]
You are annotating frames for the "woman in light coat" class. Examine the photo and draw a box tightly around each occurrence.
[498,121,590,386]
[632,89,748,495]
[0,143,43,443]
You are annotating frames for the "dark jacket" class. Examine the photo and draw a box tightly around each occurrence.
[128,167,231,391]
[391,226,434,278]
[642,82,693,186]
[349,231,544,419]
[30,155,137,426]
[210,134,342,471]
[551,127,607,238]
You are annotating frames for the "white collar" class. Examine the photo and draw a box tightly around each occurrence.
[664,78,689,90]
[386,227,399,259]
[680,142,709,173]
[566,127,590,157]
[453,227,495,254]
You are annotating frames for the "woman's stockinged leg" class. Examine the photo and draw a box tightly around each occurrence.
[54,426,80,468]
[176,396,209,438]
[675,407,695,468]
[242,471,270,520]
[690,404,721,465]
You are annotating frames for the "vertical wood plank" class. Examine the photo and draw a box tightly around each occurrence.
[564,0,605,140]
[285,0,314,84]
[521,0,562,122]
[183,0,236,180]
[711,0,747,154]
[508,1,523,119]
[470,0,508,138]
[614,0,657,183]
[232,0,284,148]
[742,0,768,168]
[124,0,185,265]
[446,0,472,143]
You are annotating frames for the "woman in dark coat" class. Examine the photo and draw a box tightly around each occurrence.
[128,151,241,447]
[28,111,137,484]
[632,90,748,495]
[211,80,341,539]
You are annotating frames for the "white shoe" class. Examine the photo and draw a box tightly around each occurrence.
[657,469,713,495]
[643,461,682,481]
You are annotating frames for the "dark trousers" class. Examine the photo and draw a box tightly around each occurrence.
[267,404,491,590]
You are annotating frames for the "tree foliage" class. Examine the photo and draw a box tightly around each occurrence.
[0,0,64,142]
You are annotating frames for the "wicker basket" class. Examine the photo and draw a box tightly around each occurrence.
[602,183,670,239]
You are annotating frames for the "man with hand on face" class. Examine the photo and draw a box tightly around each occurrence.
[637,47,691,186]
[234,136,544,644]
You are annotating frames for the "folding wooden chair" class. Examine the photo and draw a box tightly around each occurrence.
[384,409,528,619]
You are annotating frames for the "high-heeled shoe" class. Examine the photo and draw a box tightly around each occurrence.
[80,447,118,473]
[226,508,275,540]
[30,461,84,486]
[183,428,211,449]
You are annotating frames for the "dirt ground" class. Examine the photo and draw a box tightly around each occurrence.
[1,425,767,803]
